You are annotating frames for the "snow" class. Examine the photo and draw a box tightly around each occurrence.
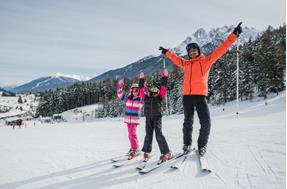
[53,73,91,81]
[0,92,285,189]
[0,94,38,119]
[60,104,103,122]
[173,26,259,56]
[32,78,52,89]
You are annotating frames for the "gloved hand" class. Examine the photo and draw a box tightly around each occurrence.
[160,69,169,78]
[117,79,124,89]
[139,71,146,80]
[233,22,243,36]
[118,79,124,85]
[159,46,168,55]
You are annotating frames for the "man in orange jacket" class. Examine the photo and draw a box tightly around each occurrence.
[159,22,242,156]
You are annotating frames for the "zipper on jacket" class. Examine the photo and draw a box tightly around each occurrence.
[150,98,153,119]
[189,64,192,94]
[199,62,204,76]
[130,98,134,123]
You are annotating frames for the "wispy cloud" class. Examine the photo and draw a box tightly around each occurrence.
[0,0,285,86]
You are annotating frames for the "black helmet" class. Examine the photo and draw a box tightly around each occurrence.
[186,43,201,57]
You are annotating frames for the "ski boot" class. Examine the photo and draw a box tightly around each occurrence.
[159,152,172,163]
[143,153,151,162]
[182,144,191,154]
[198,146,207,157]
[127,148,133,155]
[128,149,139,160]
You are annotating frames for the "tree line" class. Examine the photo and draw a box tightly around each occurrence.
[36,25,285,117]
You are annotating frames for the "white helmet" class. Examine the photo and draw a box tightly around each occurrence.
[130,83,139,89]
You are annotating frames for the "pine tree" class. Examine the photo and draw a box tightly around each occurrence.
[18,96,23,103]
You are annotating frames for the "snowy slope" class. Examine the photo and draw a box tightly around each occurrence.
[0,94,38,119]
[0,92,285,189]
[60,104,103,122]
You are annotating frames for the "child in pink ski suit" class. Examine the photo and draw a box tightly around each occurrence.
[117,79,144,158]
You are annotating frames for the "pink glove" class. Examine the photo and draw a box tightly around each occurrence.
[118,79,124,85]
[161,69,169,77]
[117,79,124,88]
[139,72,146,80]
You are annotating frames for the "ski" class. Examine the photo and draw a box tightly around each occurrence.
[112,153,141,168]
[110,155,128,162]
[195,150,212,173]
[139,153,185,174]
[112,158,134,168]
[136,154,154,170]
[138,160,167,174]
[170,149,195,170]
[136,160,149,170]
[170,154,189,170]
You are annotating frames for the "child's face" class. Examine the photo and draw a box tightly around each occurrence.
[132,88,139,96]
[150,91,159,96]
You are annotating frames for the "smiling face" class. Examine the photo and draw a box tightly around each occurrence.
[188,48,200,59]
[132,87,139,96]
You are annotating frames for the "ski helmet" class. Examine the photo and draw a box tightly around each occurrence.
[149,81,160,93]
[149,87,160,93]
[130,83,139,89]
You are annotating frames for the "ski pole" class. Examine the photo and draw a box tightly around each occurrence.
[163,56,169,115]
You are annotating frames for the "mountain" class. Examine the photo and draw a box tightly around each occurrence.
[10,73,90,93]
[2,85,18,91]
[0,87,15,96]
[173,26,259,55]
[89,25,259,82]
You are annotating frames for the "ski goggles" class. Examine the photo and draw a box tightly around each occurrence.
[149,87,159,93]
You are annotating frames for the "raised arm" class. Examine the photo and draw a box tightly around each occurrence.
[159,47,186,69]
[117,79,126,102]
[139,71,147,100]
[159,69,168,98]
[205,33,238,68]
[206,22,242,68]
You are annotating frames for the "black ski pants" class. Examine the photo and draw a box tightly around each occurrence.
[183,95,211,149]
[142,116,170,154]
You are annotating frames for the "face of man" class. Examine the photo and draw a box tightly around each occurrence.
[188,48,199,59]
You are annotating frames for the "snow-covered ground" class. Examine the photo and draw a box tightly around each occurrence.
[0,94,38,119]
[60,104,103,122]
[0,92,285,189]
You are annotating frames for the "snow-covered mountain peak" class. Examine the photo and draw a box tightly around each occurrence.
[173,25,260,55]
[53,73,90,81]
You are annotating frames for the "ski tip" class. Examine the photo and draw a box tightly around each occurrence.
[136,165,146,170]
[170,166,178,169]
[202,169,212,173]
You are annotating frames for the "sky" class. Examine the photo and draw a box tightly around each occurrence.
[0,0,285,86]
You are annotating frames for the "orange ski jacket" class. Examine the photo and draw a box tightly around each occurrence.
[166,33,238,96]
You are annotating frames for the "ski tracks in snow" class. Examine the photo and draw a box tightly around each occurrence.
[248,145,282,186]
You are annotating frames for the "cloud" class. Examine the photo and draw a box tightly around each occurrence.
[0,0,285,86]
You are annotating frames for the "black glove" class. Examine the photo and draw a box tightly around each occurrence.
[159,46,168,55]
[233,22,243,36]
[161,77,168,87]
